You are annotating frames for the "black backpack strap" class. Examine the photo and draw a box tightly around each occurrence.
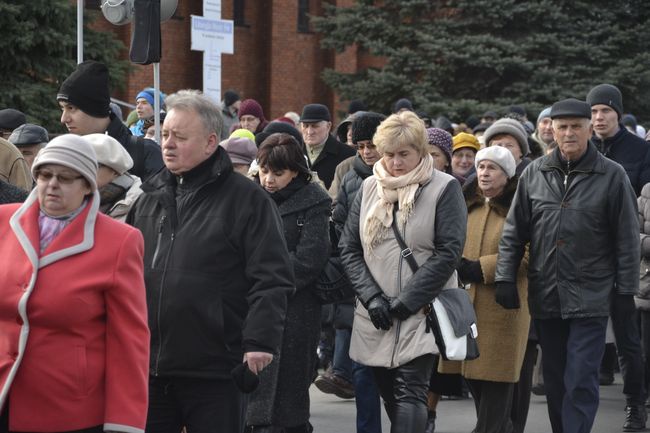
[391,206,419,274]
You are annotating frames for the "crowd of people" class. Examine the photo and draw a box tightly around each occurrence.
[0,59,649,433]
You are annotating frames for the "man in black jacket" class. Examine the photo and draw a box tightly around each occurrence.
[496,99,640,433]
[57,60,163,181]
[127,90,294,433]
[587,83,649,431]
[300,103,356,190]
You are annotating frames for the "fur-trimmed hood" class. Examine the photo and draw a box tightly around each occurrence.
[463,175,518,217]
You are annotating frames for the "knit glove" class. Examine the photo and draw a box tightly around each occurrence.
[458,258,483,284]
[495,281,520,309]
[366,294,392,330]
[389,298,414,321]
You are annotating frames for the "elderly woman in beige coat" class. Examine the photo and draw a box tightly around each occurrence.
[340,111,466,433]
[440,146,530,433]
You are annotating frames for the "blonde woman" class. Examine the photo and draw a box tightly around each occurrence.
[340,111,466,433]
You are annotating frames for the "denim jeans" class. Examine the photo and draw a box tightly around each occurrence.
[353,362,383,433]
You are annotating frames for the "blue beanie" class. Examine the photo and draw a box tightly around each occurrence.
[136,88,165,107]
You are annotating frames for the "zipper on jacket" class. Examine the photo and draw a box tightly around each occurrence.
[153,230,175,376]
[151,215,166,268]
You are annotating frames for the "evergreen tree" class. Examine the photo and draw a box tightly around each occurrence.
[313,0,650,122]
[0,0,128,133]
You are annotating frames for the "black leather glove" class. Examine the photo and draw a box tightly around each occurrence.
[389,298,414,321]
[495,281,521,309]
[458,258,483,284]
[366,294,392,330]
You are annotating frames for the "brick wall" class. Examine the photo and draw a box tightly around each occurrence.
[94,0,377,125]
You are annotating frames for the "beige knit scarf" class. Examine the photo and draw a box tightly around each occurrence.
[363,154,434,251]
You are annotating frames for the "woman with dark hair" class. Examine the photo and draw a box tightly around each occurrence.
[247,133,331,433]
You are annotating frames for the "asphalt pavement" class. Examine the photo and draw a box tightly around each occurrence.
[309,373,631,433]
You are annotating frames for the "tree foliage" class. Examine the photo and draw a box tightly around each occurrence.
[313,0,650,123]
[0,0,128,133]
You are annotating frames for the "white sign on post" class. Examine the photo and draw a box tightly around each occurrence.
[190,0,234,104]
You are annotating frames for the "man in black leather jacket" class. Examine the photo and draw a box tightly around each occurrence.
[127,90,294,433]
[495,98,639,433]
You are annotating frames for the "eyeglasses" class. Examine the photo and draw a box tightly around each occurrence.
[35,170,84,184]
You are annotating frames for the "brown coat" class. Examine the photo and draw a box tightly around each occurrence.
[439,177,530,383]
[0,138,30,191]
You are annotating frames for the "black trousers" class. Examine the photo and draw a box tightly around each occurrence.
[373,354,434,433]
[146,375,243,433]
[536,317,607,433]
[611,294,646,405]
[642,311,650,395]
[466,379,515,433]
[511,339,537,433]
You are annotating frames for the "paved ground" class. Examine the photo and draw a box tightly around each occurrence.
[309,373,632,433]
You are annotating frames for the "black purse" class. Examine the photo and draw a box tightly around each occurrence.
[390,210,479,361]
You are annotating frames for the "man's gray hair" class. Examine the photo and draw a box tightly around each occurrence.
[165,90,223,137]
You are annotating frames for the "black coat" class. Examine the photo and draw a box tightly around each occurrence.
[310,135,356,190]
[332,155,373,239]
[496,144,640,319]
[126,148,294,379]
[591,125,650,196]
[247,181,331,427]
[106,114,164,181]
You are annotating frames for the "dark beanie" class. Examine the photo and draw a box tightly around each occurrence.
[348,99,367,115]
[223,90,240,108]
[256,121,304,148]
[0,109,26,130]
[586,84,623,118]
[57,60,111,118]
[393,98,413,113]
[352,112,386,144]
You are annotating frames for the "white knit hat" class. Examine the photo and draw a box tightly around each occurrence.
[475,146,516,179]
[32,134,98,191]
[84,133,133,175]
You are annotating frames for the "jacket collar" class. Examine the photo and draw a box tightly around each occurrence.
[463,175,517,217]
[10,189,100,270]
[312,135,342,166]
[142,146,233,194]
[352,154,373,179]
[541,142,604,174]
[590,124,626,153]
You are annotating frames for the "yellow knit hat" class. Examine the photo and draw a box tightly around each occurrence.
[452,132,480,153]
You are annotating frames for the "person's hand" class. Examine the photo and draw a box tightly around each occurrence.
[495,281,520,309]
[458,257,483,284]
[243,351,274,374]
[367,294,392,330]
[389,298,413,321]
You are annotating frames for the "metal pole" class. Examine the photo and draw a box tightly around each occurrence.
[77,0,84,63]
[153,62,161,144]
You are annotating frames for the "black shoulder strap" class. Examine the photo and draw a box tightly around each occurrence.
[391,206,419,274]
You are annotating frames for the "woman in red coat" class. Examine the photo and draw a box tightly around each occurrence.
[0,134,150,433]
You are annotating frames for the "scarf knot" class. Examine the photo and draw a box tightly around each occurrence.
[363,154,434,251]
